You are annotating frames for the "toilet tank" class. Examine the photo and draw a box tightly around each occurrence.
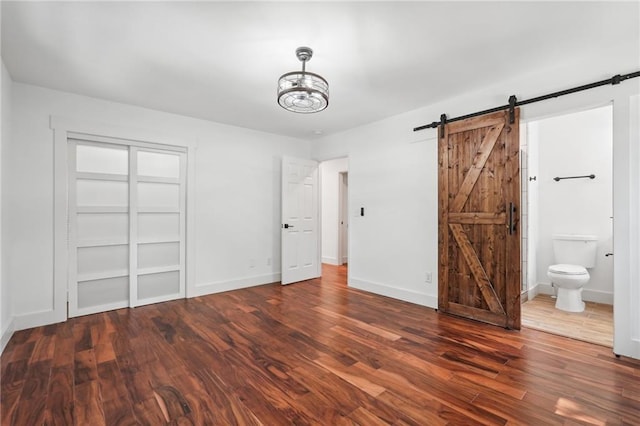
[552,234,598,268]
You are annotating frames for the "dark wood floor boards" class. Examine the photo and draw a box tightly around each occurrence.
[2,263,640,425]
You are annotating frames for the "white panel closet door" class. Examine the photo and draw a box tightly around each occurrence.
[68,140,186,317]
[69,141,131,317]
[131,147,186,307]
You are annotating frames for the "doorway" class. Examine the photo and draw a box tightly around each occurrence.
[320,158,349,270]
[520,104,614,347]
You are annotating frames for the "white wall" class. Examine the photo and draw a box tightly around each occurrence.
[311,62,640,357]
[526,123,540,299]
[531,106,614,303]
[320,157,348,265]
[1,60,14,352]
[7,82,310,330]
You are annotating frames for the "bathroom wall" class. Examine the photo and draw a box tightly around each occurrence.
[526,123,540,300]
[531,105,614,303]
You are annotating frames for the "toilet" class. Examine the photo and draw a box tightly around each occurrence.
[547,234,598,312]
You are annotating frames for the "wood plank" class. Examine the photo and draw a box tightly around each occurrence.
[449,224,505,315]
[448,212,506,224]
[449,123,504,213]
[44,366,75,425]
[438,122,450,311]
[446,114,504,134]
[75,381,106,426]
[504,108,521,329]
[447,302,508,328]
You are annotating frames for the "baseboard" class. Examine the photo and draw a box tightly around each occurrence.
[13,308,65,331]
[1,317,15,354]
[527,282,541,301]
[534,281,613,304]
[321,257,340,265]
[193,273,281,297]
[349,277,437,309]
[582,288,614,305]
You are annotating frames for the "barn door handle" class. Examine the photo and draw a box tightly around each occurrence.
[508,203,516,235]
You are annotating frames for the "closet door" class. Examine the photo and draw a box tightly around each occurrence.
[131,147,186,307]
[69,141,131,317]
[68,140,186,317]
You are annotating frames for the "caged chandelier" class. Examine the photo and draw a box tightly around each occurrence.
[277,47,329,113]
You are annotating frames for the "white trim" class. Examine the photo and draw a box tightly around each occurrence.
[583,289,614,305]
[185,144,197,298]
[50,115,191,149]
[77,270,129,282]
[193,273,281,297]
[129,146,139,307]
[131,293,183,308]
[13,309,61,331]
[1,317,15,354]
[74,301,129,318]
[68,140,79,316]
[77,238,128,248]
[52,127,70,325]
[51,116,197,327]
[68,133,187,153]
[178,152,187,301]
[348,277,437,309]
[322,256,340,265]
[137,175,180,184]
[76,172,128,182]
[138,265,180,276]
[613,90,640,359]
[77,206,129,214]
[527,282,540,302]
[138,237,180,244]
[138,207,180,214]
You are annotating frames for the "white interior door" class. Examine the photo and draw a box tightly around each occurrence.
[281,156,320,285]
[68,138,186,317]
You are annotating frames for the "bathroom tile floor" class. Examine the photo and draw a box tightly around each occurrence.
[522,294,613,347]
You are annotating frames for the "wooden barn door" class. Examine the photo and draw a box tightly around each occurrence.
[438,109,520,329]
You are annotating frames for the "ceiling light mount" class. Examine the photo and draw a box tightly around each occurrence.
[277,46,329,114]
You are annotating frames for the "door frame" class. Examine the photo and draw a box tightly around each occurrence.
[51,116,196,323]
[338,171,349,265]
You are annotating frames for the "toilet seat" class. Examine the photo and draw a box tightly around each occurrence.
[548,264,588,276]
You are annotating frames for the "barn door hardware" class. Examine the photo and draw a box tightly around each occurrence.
[439,114,447,139]
[508,95,517,124]
[508,202,517,235]
[413,70,640,132]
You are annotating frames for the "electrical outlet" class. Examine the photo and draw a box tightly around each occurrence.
[267,257,272,266]
[249,258,256,268]
[425,271,432,283]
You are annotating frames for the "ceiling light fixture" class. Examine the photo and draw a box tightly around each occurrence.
[277,47,329,113]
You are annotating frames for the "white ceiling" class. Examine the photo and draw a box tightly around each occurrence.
[2,1,638,139]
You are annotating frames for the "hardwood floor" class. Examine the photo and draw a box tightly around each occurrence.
[522,294,613,347]
[2,264,639,425]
